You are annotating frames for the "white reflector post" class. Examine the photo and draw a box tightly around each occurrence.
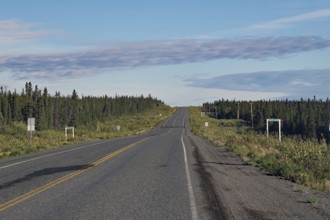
[27,118,35,145]
[65,127,75,141]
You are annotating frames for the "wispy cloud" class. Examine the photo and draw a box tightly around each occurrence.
[0,36,330,80]
[185,69,330,99]
[251,9,330,30]
[0,19,54,46]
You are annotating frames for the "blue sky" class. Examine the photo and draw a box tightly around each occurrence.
[1,0,330,106]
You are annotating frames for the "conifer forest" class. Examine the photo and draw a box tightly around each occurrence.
[0,82,164,131]
[203,98,330,143]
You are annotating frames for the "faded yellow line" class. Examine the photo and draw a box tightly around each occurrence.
[0,138,148,212]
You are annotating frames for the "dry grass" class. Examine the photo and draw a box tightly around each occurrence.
[189,107,330,192]
[0,105,174,159]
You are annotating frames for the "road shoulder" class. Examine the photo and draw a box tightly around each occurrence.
[186,130,330,220]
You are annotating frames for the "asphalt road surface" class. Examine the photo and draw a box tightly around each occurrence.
[0,107,329,219]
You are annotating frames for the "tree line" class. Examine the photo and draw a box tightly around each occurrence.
[203,98,330,143]
[0,82,164,130]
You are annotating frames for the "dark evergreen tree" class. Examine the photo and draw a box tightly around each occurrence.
[0,82,164,132]
[53,91,61,129]
[204,97,330,142]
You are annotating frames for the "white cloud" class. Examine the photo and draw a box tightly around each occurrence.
[290,81,318,87]
[251,9,330,30]
[0,19,53,46]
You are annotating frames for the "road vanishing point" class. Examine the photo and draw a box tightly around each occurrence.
[0,108,329,219]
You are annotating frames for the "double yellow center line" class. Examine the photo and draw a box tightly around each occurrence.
[0,138,148,212]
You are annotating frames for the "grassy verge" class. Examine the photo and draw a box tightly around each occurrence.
[189,107,330,192]
[0,105,174,159]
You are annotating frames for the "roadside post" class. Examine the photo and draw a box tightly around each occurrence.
[266,118,281,142]
[205,122,209,135]
[65,127,75,141]
[27,118,35,145]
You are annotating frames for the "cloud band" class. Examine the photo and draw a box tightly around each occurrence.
[185,69,330,99]
[0,36,330,79]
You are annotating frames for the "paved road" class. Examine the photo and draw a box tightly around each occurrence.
[1,107,329,220]
[0,108,207,219]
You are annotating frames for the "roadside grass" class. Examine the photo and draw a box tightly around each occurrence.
[188,107,330,192]
[0,105,174,159]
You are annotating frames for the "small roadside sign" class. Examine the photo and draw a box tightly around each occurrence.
[27,118,35,131]
[27,118,35,145]
[205,122,209,127]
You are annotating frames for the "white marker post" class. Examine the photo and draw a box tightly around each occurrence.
[27,118,35,145]
[266,118,281,142]
[65,127,75,141]
[204,122,209,135]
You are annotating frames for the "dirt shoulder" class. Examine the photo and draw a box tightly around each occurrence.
[187,131,330,220]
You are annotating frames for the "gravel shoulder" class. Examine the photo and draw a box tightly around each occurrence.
[186,130,330,220]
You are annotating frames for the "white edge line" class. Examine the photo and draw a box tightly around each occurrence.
[0,140,109,170]
[181,135,198,220]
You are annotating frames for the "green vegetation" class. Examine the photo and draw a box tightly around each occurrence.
[204,98,330,143]
[0,82,165,130]
[0,82,173,159]
[307,197,318,204]
[189,107,330,192]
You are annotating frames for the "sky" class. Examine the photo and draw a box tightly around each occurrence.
[0,0,330,106]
